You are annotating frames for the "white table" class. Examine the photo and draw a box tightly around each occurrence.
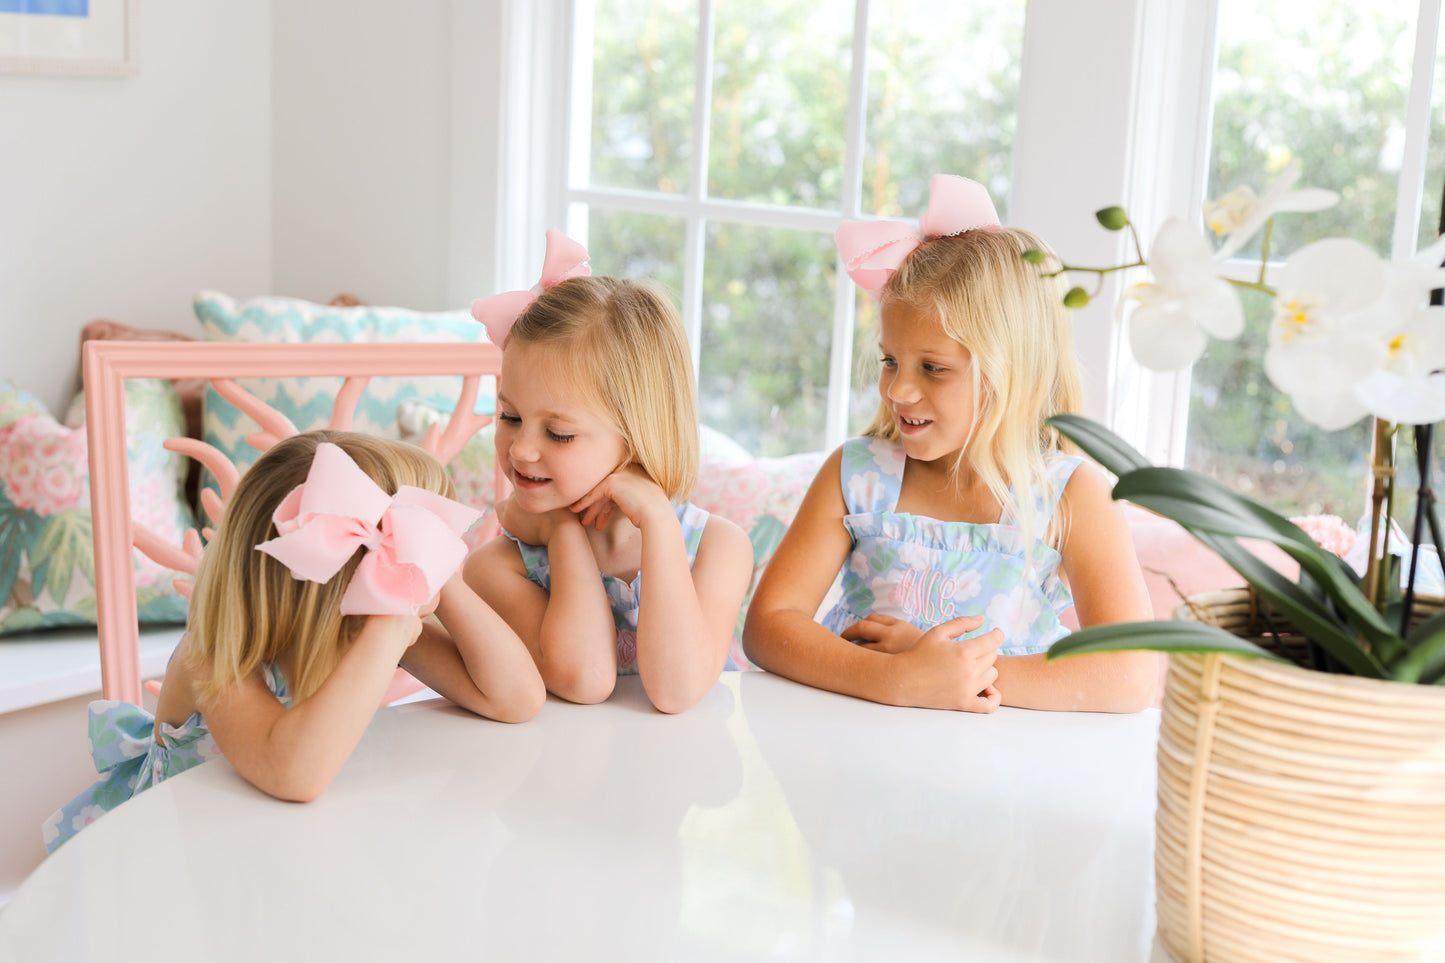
[0,672,1163,962]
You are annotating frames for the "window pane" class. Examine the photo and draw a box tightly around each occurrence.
[698,224,836,455]
[1186,290,1370,518]
[587,0,698,194]
[1208,0,1417,259]
[708,0,853,207]
[1417,13,1445,249]
[862,0,1025,219]
[582,208,686,297]
[849,292,881,435]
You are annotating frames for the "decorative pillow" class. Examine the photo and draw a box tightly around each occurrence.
[0,379,195,635]
[694,445,828,671]
[194,290,494,507]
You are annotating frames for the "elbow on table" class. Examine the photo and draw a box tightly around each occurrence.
[485,677,548,723]
[257,766,337,804]
[544,660,617,706]
[1104,651,1162,713]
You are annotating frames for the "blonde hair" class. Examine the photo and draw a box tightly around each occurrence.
[864,227,1083,548]
[507,275,699,501]
[186,430,455,705]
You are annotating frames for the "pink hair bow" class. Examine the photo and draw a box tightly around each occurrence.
[471,228,592,345]
[834,174,1001,301]
[256,442,482,615]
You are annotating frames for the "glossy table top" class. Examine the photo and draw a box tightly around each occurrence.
[0,673,1163,962]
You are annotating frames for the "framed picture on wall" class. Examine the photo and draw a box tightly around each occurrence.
[0,0,137,77]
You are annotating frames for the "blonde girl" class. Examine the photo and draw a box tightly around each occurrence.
[744,175,1156,713]
[465,231,753,714]
[45,431,544,852]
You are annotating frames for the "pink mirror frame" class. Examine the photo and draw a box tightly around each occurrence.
[82,339,505,704]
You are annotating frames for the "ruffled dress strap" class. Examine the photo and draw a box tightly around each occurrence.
[838,436,907,515]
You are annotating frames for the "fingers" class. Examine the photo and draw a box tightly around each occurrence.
[839,620,881,643]
[971,684,1002,713]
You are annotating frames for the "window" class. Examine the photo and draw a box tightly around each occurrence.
[1188,0,1445,519]
[560,0,1027,456]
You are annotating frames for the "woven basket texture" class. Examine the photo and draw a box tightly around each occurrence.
[1160,588,1445,963]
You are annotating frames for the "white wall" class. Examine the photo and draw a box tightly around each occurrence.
[0,1,273,416]
[270,0,504,313]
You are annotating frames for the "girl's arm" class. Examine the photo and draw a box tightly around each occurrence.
[399,572,547,723]
[743,448,1003,712]
[991,462,1158,712]
[572,469,753,714]
[463,515,618,705]
[198,614,423,802]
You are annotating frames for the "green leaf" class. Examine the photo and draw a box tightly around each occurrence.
[1095,206,1129,230]
[0,489,39,604]
[1194,532,1390,678]
[1048,619,1289,661]
[1396,629,1445,683]
[1113,467,1401,660]
[1021,248,1045,264]
[30,511,91,607]
[1063,287,1090,308]
[1047,414,1151,475]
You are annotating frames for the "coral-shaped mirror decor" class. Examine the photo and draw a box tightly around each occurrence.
[83,340,506,704]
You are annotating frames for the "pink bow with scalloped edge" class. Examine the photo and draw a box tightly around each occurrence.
[834,174,1002,301]
[255,442,482,616]
[470,228,592,345]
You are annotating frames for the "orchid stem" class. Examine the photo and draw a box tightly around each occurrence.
[1225,278,1276,296]
[1047,259,1146,280]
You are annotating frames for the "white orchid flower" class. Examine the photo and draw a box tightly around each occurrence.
[1260,237,1445,430]
[1352,305,1445,424]
[1127,218,1245,371]
[1207,159,1340,261]
[1264,238,1388,430]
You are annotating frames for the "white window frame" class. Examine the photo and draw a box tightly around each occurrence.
[491,0,1198,460]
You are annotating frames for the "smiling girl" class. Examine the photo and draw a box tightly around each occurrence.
[743,175,1156,713]
[464,232,753,714]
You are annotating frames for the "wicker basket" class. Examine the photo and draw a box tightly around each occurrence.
[1161,588,1445,963]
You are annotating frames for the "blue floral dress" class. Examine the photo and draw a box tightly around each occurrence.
[508,503,713,674]
[820,437,1081,656]
[42,661,290,854]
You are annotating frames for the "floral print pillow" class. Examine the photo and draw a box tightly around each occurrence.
[0,379,194,635]
[693,447,827,671]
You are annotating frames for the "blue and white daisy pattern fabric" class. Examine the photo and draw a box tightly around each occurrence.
[507,503,713,674]
[42,661,290,853]
[820,436,1080,655]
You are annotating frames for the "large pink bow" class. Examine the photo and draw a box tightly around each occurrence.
[834,174,1001,301]
[256,443,482,615]
[471,228,592,345]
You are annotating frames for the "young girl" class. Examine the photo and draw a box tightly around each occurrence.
[44,430,545,852]
[744,175,1157,713]
[465,231,753,715]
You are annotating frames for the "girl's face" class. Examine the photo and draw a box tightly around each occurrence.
[495,341,628,513]
[878,299,977,465]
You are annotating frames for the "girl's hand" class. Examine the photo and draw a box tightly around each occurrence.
[891,615,1004,713]
[571,466,670,531]
[841,613,925,654]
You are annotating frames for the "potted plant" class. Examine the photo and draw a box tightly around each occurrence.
[1031,163,1445,962]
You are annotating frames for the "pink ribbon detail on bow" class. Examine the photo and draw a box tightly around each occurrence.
[470,228,592,345]
[834,174,1002,301]
[255,442,483,615]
